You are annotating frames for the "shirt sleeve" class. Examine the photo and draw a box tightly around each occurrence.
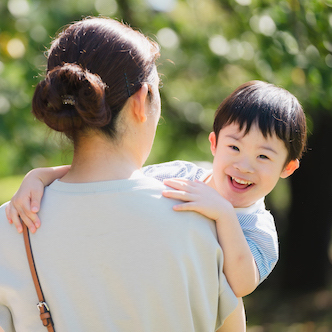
[237,210,279,283]
[142,160,207,182]
[0,305,15,332]
[216,272,239,329]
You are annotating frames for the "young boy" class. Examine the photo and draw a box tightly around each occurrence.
[6,80,306,329]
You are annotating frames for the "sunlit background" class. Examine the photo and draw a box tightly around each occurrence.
[1,0,332,330]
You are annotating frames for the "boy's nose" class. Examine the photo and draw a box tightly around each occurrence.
[233,157,255,173]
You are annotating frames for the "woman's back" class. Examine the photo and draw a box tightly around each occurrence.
[0,176,237,331]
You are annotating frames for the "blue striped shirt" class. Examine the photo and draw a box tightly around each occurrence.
[143,160,279,283]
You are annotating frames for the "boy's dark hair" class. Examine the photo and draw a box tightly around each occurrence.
[213,80,307,164]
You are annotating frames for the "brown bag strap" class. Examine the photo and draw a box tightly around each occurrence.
[22,222,55,332]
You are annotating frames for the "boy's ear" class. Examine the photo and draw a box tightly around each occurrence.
[131,83,149,123]
[280,159,300,178]
[209,132,217,156]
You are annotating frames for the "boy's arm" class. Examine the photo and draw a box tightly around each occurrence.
[163,178,260,298]
[6,165,70,233]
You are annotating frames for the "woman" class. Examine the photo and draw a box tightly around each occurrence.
[0,17,238,331]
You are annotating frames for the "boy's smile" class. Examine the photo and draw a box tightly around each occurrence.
[230,176,253,190]
[205,123,299,208]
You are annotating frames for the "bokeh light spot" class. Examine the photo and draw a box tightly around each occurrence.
[7,38,25,58]
[7,0,30,17]
[146,0,176,12]
[30,25,47,42]
[291,67,306,85]
[0,95,11,114]
[235,0,251,5]
[94,0,117,15]
[157,28,179,49]
[258,15,276,36]
[209,35,229,56]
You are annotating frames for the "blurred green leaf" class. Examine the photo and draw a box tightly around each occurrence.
[0,174,24,205]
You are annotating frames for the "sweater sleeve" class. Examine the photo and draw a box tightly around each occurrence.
[215,272,239,329]
[237,210,279,283]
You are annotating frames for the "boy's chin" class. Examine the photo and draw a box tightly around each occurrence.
[231,198,256,209]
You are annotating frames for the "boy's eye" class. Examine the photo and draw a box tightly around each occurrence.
[229,145,239,151]
[258,154,269,160]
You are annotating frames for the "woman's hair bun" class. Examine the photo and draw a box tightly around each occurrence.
[32,63,112,139]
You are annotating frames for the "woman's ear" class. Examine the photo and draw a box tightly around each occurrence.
[209,132,217,156]
[280,159,300,178]
[132,83,149,123]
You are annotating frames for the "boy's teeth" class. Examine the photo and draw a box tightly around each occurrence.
[232,177,252,185]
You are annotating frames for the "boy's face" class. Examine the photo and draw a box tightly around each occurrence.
[207,122,299,208]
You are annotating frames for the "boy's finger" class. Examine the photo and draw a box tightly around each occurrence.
[23,211,41,229]
[12,195,32,216]
[8,211,23,233]
[163,179,194,191]
[11,196,40,230]
[164,178,188,185]
[30,189,42,213]
[32,216,41,229]
[173,202,198,212]
[20,216,37,233]
[14,206,37,233]
[5,204,13,224]
[162,190,195,202]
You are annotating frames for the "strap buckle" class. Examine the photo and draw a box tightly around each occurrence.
[37,301,50,312]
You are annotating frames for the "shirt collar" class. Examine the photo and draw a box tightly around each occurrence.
[235,197,266,214]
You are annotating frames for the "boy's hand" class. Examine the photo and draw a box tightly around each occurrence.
[6,165,70,233]
[163,178,260,297]
[162,178,234,222]
[5,171,44,233]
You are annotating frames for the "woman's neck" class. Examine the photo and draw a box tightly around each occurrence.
[60,133,143,183]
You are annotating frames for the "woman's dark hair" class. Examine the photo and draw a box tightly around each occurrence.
[32,17,160,141]
[213,80,307,164]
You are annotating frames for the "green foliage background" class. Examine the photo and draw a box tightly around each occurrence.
[1,0,332,330]
[2,0,331,177]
